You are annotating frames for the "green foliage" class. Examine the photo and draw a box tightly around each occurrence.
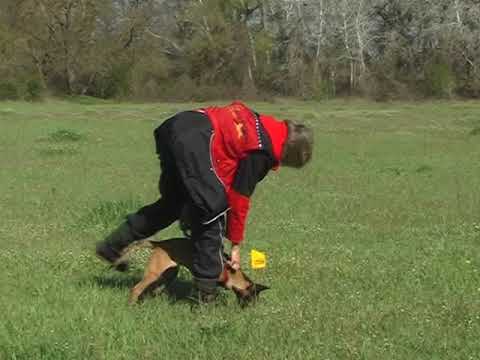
[187,26,235,83]
[0,78,44,101]
[309,77,336,101]
[361,66,413,102]
[252,32,276,93]
[93,63,132,99]
[163,75,196,101]
[458,75,480,99]
[0,81,19,100]
[25,79,44,101]
[424,62,456,98]
[2,0,478,100]
[130,57,171,100]
[254,31,274,58]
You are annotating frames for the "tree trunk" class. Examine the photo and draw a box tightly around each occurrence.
[313,0,325,79]
[454,0,462,26]
[355,1,367,78]
[342,10,355,91]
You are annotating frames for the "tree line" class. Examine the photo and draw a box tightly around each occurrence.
[1,0,479,101]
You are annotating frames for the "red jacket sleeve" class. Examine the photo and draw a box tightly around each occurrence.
[226,189,251,244]
[226,151,275,244]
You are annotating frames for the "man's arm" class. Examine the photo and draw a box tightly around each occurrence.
[226,151,275,244]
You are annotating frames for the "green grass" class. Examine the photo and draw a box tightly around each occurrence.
[1,98,480,359]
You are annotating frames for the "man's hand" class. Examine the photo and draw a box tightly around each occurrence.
[229,244,241,271]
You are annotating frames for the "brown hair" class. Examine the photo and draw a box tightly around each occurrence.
[281,121,314,168]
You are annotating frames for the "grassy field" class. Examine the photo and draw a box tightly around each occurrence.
[1,98,480,359]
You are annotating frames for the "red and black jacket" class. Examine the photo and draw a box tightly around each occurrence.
[200,101,288,244]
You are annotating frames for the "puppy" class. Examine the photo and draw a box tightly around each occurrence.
[122,237,269,306]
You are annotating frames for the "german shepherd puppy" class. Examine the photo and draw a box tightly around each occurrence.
[121,237,269,306]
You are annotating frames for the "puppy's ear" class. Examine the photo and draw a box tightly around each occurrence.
[254,283,270,294]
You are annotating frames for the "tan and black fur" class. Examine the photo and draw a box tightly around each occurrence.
[120,237,269,306]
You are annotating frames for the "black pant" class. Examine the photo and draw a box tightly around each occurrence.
[126,112,225,280]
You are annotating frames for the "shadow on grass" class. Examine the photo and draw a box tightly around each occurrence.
[91,274,140,289]
[88,272,194,303]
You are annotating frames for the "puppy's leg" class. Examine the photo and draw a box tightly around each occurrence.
[129,247,178,304]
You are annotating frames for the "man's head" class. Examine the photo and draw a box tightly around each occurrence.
[281,121,314,168]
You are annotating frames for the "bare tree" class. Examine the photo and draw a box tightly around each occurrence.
[15,0,97,94]
[2,0,480,99]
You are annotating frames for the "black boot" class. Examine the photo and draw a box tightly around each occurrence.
[189,278,219,305]
[95,220,146,271]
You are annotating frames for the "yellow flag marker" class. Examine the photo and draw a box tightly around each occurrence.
[250,249,267,269]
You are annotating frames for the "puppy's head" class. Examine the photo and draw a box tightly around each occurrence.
[232,282,270,308]
[220,254,270,307]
